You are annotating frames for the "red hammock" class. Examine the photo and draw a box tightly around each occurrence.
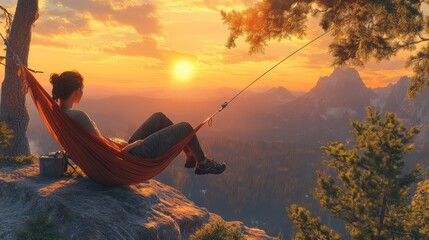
[20,66,209,186]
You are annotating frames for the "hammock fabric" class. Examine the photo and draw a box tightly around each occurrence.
[20,66,208,186]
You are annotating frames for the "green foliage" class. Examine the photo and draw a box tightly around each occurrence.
[289,108,428,239]
[15,212,62,240]
[222,0,429,97]
[221,1,310,54]
[0,121,33,164]
[190,219,245,240]
[0,121,14,147]
[288,204,341,240]
[408,180,429,239]
[0,154,34,164]
[405,45,429,98]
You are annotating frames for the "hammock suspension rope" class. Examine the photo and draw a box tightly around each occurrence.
[206,30,331,122]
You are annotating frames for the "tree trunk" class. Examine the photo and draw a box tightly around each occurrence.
[0,0,38,157]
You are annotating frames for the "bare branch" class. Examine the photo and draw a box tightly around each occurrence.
[0,5,13,35]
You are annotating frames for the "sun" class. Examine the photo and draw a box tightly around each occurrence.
[173,61,193,80]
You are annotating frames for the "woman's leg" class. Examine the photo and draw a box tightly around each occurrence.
[128,112,173,143]
[128,122,226,174]
[128,112,195,161]
[128,112,194,161]
[129,122,205,163]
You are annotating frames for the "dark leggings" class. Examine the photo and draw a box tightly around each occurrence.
[127,112,205,162]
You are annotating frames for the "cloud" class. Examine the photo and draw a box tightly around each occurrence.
[158,0,257,12]
[53,0,161,36]
[1,0,16,9]
[104,37,195,63]
[34,9,91,36]
[31,36,70,49]
[200,0,258,10]
[219,50,280,64]
[32,0,161,37]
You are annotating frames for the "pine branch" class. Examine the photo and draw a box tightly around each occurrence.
[387,230,412,236]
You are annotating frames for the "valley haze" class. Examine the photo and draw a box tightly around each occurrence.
[22,67,429,237]
[27,67,429,153]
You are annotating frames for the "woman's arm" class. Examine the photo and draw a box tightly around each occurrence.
[121,140,144,153]
[109,138,128,147]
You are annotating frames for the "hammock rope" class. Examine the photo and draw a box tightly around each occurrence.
[0,33,43,73]
[205,30,331,122]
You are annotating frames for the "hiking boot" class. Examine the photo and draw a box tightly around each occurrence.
[184,157,196,168]
[195,158,226,175]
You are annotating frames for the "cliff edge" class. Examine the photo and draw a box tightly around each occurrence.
[0,162,272,240]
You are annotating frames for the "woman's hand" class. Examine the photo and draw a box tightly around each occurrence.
[122,140,144,153]
[109,138,128,147]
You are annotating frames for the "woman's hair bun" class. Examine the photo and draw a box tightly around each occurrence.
[49,73,61,85]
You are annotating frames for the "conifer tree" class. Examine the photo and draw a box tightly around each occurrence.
[288,108,428,239]
[408,180,429,238]
[288,205,340,240]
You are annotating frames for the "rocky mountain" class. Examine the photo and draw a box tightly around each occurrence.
[0,162,273,240]
[275,68,375,142]
[380,77,429,143]
[305,67,373,111]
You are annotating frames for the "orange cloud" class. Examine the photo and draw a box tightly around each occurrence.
[34,9,91,36]
[219,50,280,64]
[54,0,161,36]
[31,36,70,49]
[157,0,256,11]
[104,37,196,64]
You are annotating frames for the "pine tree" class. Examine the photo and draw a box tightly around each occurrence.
[408,180,429,238]
[0,121,13,147]
[288,205,341,240]
[288,107,428,239]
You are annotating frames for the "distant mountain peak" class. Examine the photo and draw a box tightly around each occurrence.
[266,86,293,96]
[309,67,368,97]
[314,67,365,91]
[243,86,295,108]
[331,67,360,78]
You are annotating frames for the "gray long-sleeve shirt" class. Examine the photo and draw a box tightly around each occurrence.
[63,109,102,137]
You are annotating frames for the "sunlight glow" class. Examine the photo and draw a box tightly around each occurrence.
[173,61,193,80]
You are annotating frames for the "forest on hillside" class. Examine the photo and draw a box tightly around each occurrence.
[156,137,428,237]
[155,137,323,237]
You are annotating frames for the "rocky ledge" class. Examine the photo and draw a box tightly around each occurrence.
[0,163,273,240]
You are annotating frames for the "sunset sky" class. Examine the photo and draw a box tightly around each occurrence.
[0,0,418,97]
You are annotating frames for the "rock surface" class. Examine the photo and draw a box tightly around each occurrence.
[0,162,273,240]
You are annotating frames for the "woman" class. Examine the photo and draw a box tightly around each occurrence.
[50,71,226,175]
